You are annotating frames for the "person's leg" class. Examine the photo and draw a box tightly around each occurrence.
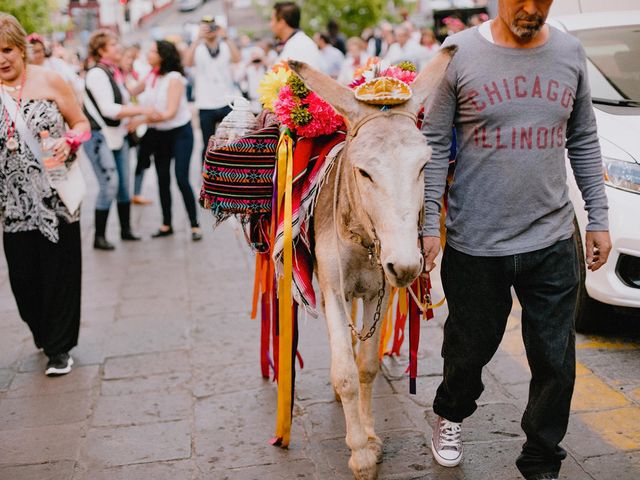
[39,221,82,357]
[133,171,144,197]
[210,105,232,138]
[83,132,118,249]
[114,140,131,205]
[3,231,44,349]
[153,129,174,231]
[172,123,199,229]
[433,244,515,422]
[199,109,216,162]
[133,131,153,203]
[513,238,579,480]
[113,141,140,240]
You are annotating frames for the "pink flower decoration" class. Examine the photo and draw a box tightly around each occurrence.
[274,86,343,137]
[349,66,417,89]
[381,66,417,84]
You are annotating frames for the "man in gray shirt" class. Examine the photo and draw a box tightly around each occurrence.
[421,1,611,479]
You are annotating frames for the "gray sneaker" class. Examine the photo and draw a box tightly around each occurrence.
[431,415,463,467]
[45,353,73,376]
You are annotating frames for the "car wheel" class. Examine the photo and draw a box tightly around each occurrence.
[574,220,607,333]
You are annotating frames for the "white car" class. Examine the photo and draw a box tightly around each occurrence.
[550,11,640,331]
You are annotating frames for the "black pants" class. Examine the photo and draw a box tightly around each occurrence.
[434,238,579,480]
[3,221,82,357]
[152,123,199,228]
[198,106,231,162]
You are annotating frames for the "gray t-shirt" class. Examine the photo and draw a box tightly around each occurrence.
[422,26,608,256]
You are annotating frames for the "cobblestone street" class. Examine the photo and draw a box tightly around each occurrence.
[0,134,639,480]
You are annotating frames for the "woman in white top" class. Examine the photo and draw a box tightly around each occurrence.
[129,40,202,241]
[337,37,370,85]
[83,30,153,250]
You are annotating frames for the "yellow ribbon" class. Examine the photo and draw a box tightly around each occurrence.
[275,131,294,447]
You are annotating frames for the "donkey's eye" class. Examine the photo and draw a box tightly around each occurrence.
[357,168,372,181]
[418,162,428,179]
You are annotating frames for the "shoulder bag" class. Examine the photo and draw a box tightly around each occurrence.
[1,90,86,214]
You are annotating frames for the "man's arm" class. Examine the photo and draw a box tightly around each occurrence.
[420,48,457,270]
[220,29,241,64]
[183,25,207,68]
[566,43,611,271]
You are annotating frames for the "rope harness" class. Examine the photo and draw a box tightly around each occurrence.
[332,110,419,341]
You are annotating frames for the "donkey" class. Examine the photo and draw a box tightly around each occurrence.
[288,46,456,480]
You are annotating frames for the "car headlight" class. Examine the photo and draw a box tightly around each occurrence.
[603,157,640,194]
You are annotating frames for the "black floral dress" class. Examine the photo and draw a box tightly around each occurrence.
[0,98,79,243]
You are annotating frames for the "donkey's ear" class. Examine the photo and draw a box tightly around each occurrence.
[288,60,375,121]
[401,45,458,115]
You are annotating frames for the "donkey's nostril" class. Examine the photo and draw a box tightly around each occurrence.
[386,262,397,277]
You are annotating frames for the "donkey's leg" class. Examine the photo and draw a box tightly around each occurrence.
[356,295,387,464]
[324,289,379,480]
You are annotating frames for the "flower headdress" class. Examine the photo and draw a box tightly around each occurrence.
[258,59,420,138]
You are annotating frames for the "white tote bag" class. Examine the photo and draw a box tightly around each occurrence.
[1,91,86,214]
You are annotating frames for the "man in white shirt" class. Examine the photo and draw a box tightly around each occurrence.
[313,32,344,78]
[184,15,241,162]
[270,2,323,71]
[384,25,422,66]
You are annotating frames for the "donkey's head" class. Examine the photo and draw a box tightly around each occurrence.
[289,47,455,288]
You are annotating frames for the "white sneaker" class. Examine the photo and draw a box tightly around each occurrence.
[431,415,463,467]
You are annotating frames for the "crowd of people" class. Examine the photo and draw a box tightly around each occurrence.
[0,2,612,480]
[4,3,495,254]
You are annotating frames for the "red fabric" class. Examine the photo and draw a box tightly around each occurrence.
[408,280,421,394]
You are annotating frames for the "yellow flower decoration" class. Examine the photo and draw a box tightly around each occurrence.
[258,66,291,112]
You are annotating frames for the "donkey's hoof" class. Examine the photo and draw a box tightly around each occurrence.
[349,448,379,480]
[367,436,383,464]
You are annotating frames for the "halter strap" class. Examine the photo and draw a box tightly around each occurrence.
[348,110,417,139]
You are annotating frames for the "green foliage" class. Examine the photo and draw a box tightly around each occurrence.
[301,0,387,38]
[396,60,417,72]
[287,74,310,98]
[291,105,313,126]
[255,1,412,39]
[0,0,54,34]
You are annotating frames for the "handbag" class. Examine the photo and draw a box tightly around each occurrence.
[83,92,125,151]
[200,124,279,216]
[1,90,86,214]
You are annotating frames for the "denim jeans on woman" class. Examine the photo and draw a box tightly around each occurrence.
[151,122,198,228]
[433,237,579,480]
[83,131,130,210]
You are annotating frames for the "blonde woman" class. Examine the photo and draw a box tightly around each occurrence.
[0,14,90,376]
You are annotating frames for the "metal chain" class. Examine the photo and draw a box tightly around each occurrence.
[348,266,386,342]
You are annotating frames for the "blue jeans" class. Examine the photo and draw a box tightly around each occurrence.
[83,131,131,210]
[434,238,579,480]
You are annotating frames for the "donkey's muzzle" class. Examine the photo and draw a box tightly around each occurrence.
[384,260,422,288]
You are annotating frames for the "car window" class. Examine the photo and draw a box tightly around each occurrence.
[575,25,640,102]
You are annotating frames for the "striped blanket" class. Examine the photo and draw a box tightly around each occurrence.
[200,126,280,225]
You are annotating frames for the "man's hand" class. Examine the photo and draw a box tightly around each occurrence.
[197,24,209,41]
[585,230,612,271]
[420,236,441,272]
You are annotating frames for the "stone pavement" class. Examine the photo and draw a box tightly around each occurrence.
[0,139,640,480]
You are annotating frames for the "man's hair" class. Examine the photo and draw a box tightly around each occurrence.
[273,2,300,29]
[318,32,331,45]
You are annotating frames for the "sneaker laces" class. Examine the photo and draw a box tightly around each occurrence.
[439,420,462,449]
